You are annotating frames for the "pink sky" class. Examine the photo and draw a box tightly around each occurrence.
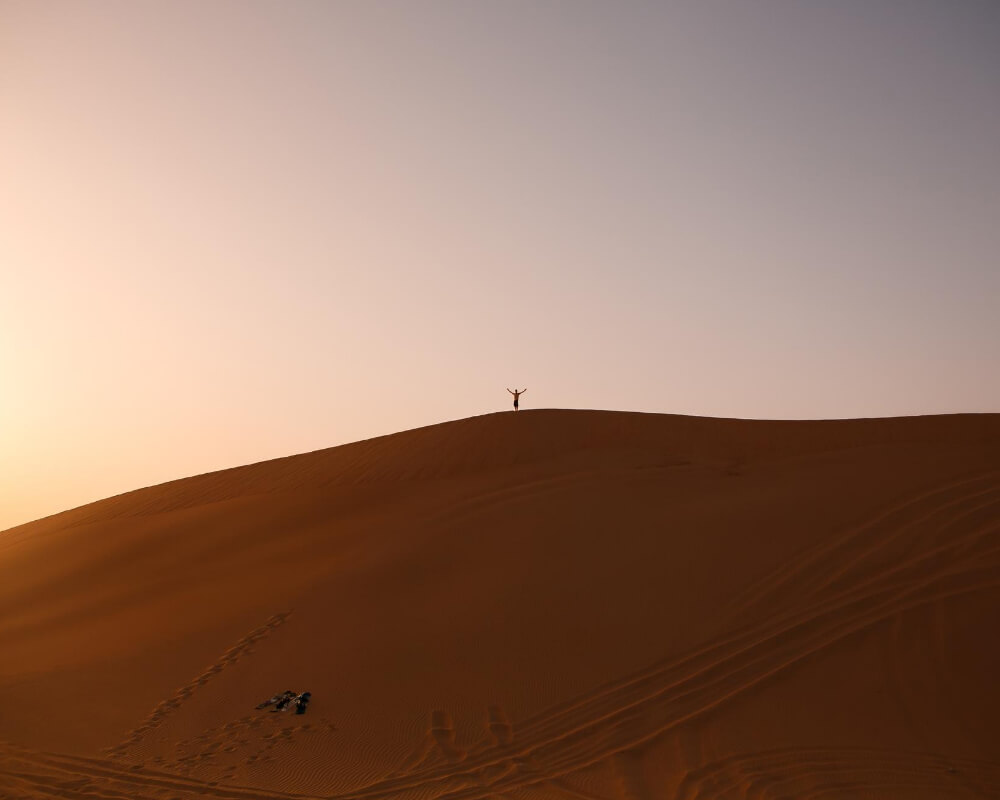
[2,1,998,532]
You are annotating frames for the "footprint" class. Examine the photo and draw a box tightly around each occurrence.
[487,705,513,747]
[430,710,466,762]
[614,750,653,800]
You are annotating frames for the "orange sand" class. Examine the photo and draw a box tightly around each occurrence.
[1,410,999,799]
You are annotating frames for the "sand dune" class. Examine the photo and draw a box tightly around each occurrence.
[2,410,999,799]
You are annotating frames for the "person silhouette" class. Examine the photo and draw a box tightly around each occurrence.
[507,387,526,411]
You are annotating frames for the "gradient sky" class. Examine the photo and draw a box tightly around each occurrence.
[2,1,999,531]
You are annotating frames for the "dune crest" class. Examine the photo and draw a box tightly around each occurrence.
[2,410,999,799]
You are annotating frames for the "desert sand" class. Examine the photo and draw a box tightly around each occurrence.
[1,409,999,799]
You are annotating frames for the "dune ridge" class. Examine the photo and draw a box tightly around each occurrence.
[2,410,999,799]
[5,410,997,537]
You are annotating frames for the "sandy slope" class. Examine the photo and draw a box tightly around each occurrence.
[1,409,999,800]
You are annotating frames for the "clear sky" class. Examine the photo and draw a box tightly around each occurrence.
[2,1,998,531]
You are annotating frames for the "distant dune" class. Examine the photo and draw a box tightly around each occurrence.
[2,410,999,799]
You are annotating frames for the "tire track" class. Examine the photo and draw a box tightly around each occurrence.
[728,471,998,616]
[675,746,1000,800]
[0,740,321,800]
[335,477,1000,800]
[808,486,1000,602]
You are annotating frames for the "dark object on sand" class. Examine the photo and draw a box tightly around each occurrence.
[256,690,296,710]
[256,689,311,714]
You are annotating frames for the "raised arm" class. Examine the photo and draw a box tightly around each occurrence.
[507,388,514,395]
[520,388,527,394]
